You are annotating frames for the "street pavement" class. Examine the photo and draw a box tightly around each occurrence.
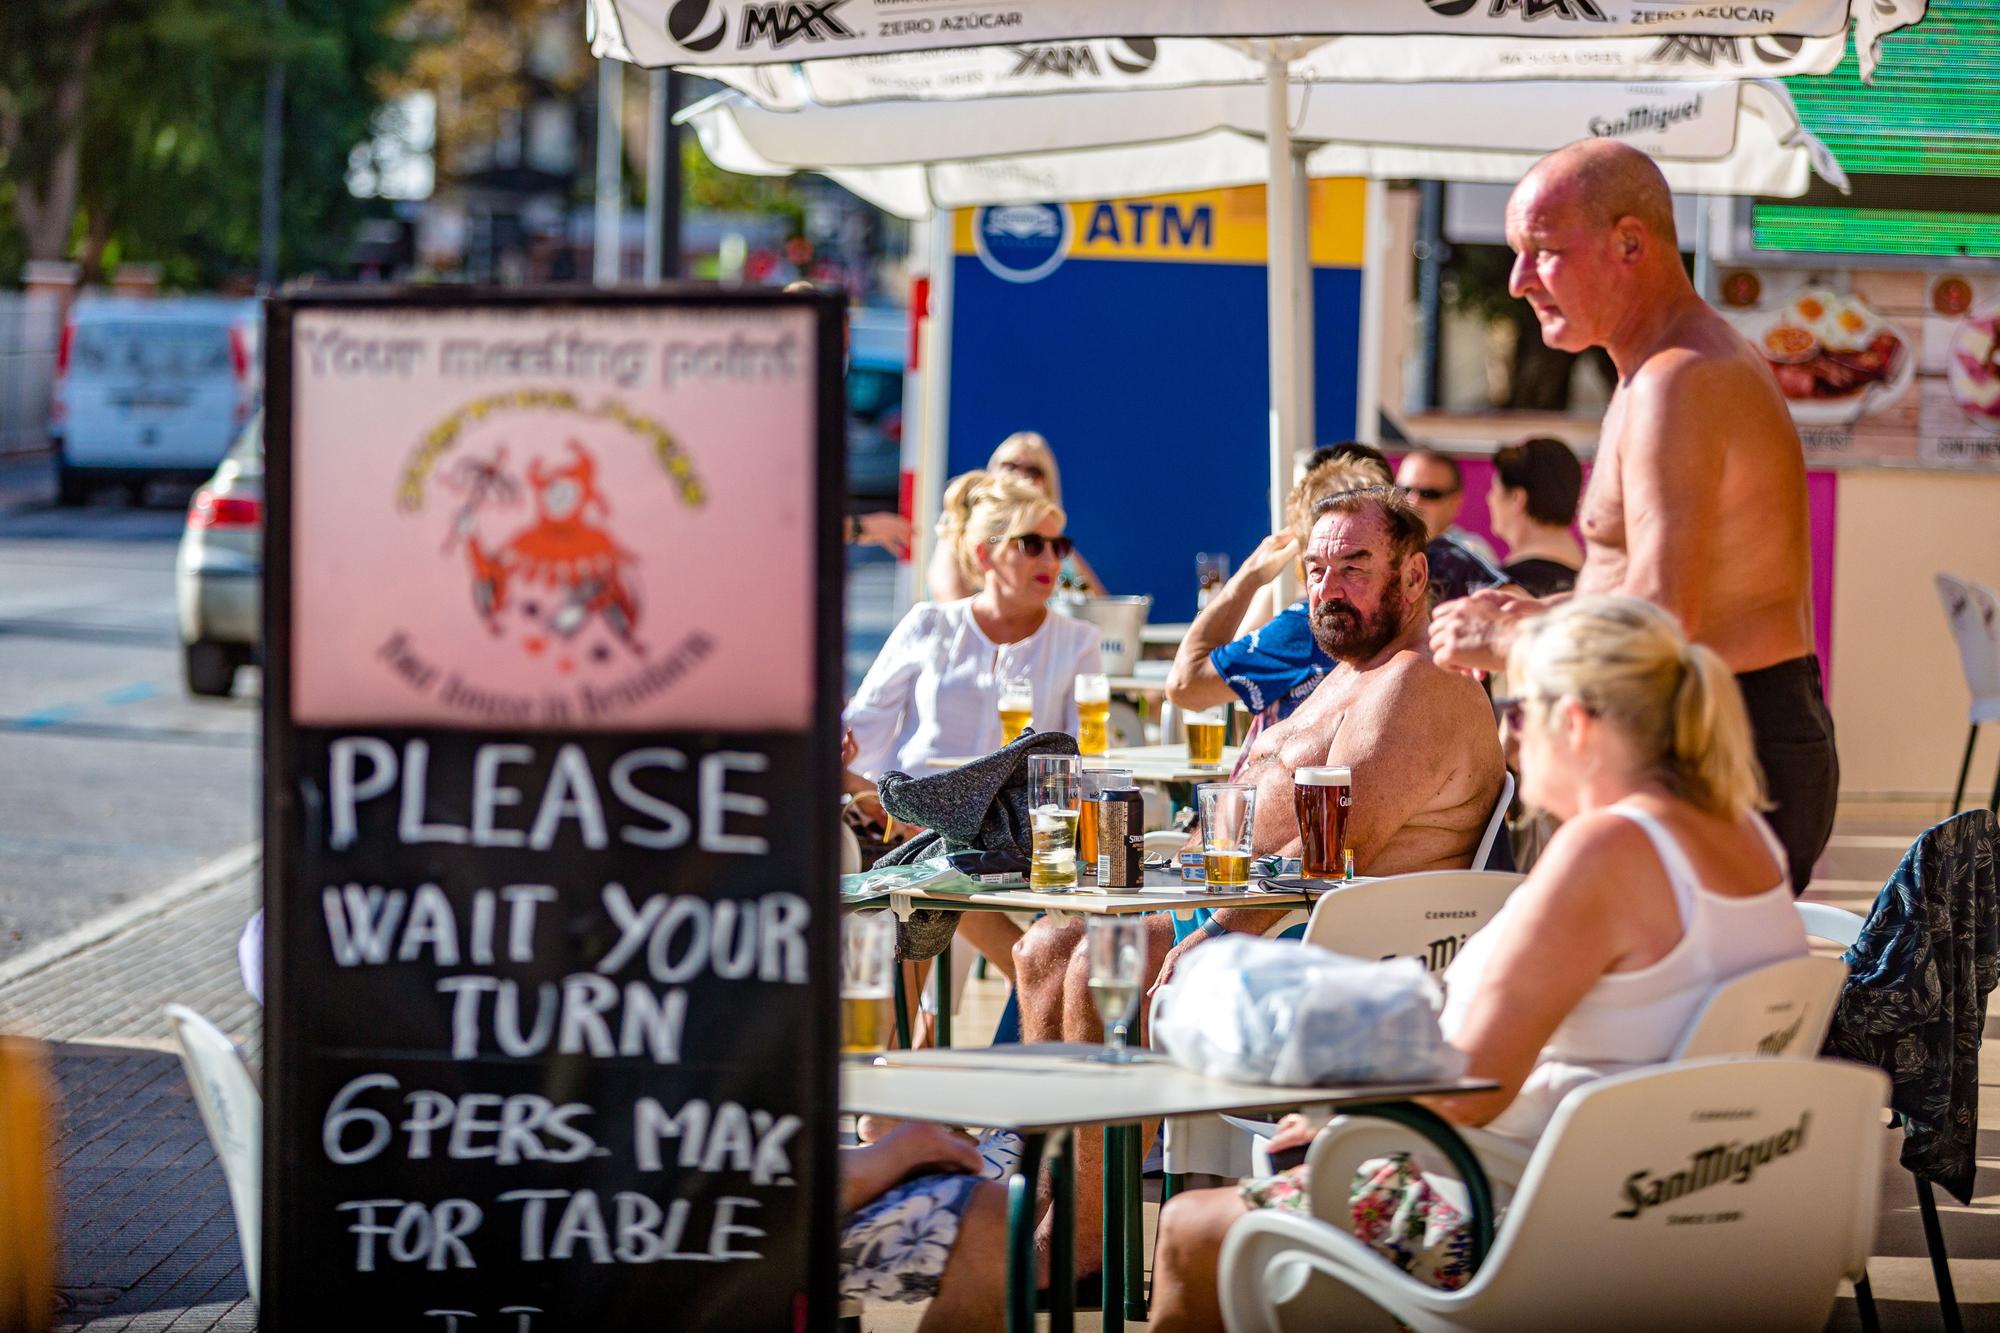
[0,454,258,962]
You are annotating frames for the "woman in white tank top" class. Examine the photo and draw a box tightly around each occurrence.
[1149,595,1809,1329]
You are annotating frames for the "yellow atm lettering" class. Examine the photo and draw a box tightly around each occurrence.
[1081,201,1214,252]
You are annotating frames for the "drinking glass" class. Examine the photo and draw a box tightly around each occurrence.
[1185,705,1227,767]
[1087,916,1148,1062]
[998,674,1035,744]
[1198,782,1258,888]
[841,911,898,1055]
[1028,753,1081,891]
[1195,552,1231,609]
[1076,766,1134,885]
[1075,672,1111,756]
[1293,765,1354,880]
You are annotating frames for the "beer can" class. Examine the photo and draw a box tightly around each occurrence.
[1096,787,1145,887]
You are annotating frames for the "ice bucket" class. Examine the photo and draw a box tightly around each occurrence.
[1066,595,1152,676]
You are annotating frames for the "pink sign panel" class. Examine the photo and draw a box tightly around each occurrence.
[289,303,817,730]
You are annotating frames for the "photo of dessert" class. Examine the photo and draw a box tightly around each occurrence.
[1945,306,2000,433]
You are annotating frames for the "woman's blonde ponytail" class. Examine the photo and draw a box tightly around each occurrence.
[1669,642,1770,819]
[937,470,989,589]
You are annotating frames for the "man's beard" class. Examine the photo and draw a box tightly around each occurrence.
[1310,596,1403,663]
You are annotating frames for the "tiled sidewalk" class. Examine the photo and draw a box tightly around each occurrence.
[0,857,258,1332]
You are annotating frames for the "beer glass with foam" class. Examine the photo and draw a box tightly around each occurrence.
[1293,765,1353,880]
[1198,782,1258,888]
[998,674,1034,744]
[841,911,898,1054]
[1185,705,1227,768]
[1075,672,1111,756]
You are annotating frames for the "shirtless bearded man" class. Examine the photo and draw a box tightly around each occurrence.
[1431,139,1837,892]
[1009,486,1503,1276]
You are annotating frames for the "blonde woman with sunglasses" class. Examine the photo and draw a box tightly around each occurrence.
[926,432,1105,601]
[846,471,1103,985]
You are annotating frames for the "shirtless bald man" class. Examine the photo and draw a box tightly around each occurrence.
[1010,487,1504,1276]
[1431,139,1837,892]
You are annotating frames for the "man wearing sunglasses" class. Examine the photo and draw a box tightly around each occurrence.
[1431,139,1836,894]
[1396,447,1500,568]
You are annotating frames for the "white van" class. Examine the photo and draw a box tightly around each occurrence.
[50,296,259,505]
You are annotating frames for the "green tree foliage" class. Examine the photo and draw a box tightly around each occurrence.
[0,0,406,288]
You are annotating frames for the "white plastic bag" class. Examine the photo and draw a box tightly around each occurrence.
[1151,935,1466,1087]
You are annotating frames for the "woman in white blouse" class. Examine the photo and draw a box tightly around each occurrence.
[845,469,1104,982]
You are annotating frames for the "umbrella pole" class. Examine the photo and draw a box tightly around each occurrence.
[1264,47,1302,602]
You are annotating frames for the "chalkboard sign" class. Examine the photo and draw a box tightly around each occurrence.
[261,289,843,1330]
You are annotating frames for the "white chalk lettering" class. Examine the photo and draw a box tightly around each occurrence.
[329,737,398,850]
[338,1197,482,1272]
[610,748,691,849]
[439,974,688,1062]
[699,751,770,854]
[322,884,554,969]
[471,743,534,847]
[594,887,810,986]
[500,1190,767,1264]
[632,1099,800,1185]
[400,740,470,844]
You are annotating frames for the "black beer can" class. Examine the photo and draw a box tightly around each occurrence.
[1096,787,1145,887]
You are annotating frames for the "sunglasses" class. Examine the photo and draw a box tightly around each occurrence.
[1494,694,1596,727]
[998,459,1047,481]
[1401,484,1459,502]
[993,533,1074,560]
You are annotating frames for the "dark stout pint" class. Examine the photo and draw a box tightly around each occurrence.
[1293,765,1353,879]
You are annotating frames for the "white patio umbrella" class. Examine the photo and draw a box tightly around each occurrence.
[589,0,1922,538]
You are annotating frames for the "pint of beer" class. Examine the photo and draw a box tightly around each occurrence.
[1076,672,1111,756]
[1294,765,1353,880]
[998,674,1034,744]
[1185,705,1226,767]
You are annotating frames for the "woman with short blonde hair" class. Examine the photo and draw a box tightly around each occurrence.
[1148,596,1805,1328]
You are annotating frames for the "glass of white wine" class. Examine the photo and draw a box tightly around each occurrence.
[841,911,898,1057]
[1086,916,1148,1063]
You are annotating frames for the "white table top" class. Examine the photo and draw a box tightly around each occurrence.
[843,1043,1493,1131]
[1139,623,1192,646]
[925,743,1241,784]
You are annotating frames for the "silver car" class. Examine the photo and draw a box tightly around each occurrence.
[174,414,262,696]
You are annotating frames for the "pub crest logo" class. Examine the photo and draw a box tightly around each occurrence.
[396,390,707,687]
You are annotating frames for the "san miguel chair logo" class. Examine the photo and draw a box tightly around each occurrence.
[1612,1112,1812,1221]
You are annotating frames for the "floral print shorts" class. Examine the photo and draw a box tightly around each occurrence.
[838,1131,1022,1306]
[1240,1152,1475,1291]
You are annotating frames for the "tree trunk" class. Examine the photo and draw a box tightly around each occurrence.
[9,12,104,262]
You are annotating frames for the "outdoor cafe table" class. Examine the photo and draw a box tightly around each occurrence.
[925,743,1244,785]
[847,872,1313,1047]
[843,1043,1498,1333]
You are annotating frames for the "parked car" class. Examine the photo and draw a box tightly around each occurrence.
[846,308,907,503]
[51,296,259,505]
[175,414,262,696]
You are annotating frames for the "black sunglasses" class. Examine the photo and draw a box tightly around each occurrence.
[998,460,1047,481]
[993,533,1073,560]
[1493,695,1527,729]
[1401,484,1460,502]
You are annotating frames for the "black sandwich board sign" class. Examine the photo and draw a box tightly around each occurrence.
[261,287,843,1330]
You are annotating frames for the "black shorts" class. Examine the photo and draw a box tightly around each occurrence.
[1737,655,1839,894]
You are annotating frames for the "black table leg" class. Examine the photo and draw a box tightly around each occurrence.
[1008,1132,1047,1333]
[1124,1121,1146,1322]
[1102,1123,1125,1333]
[1050,1128,1075,1333]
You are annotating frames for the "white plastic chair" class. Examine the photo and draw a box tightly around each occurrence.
[1797,900,1866,949]
[1164,870,1527,1181]
[1220,1057,1890,1333]
[1936,573,2000,813]
[164,1005,261,1304]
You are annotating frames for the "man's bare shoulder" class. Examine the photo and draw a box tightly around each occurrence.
[1369,645,1491,717]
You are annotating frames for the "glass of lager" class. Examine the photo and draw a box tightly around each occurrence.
[1086,916,1148,1062]
[1198,782,1258,888]
[1293,765,1353,880]
[841,911,898,1056]
[1185,705,1227,767]
[1076,766,1133,885]
[1075,672,1111,756]
[998,674,1034,744]
[1028,753,1081,890]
